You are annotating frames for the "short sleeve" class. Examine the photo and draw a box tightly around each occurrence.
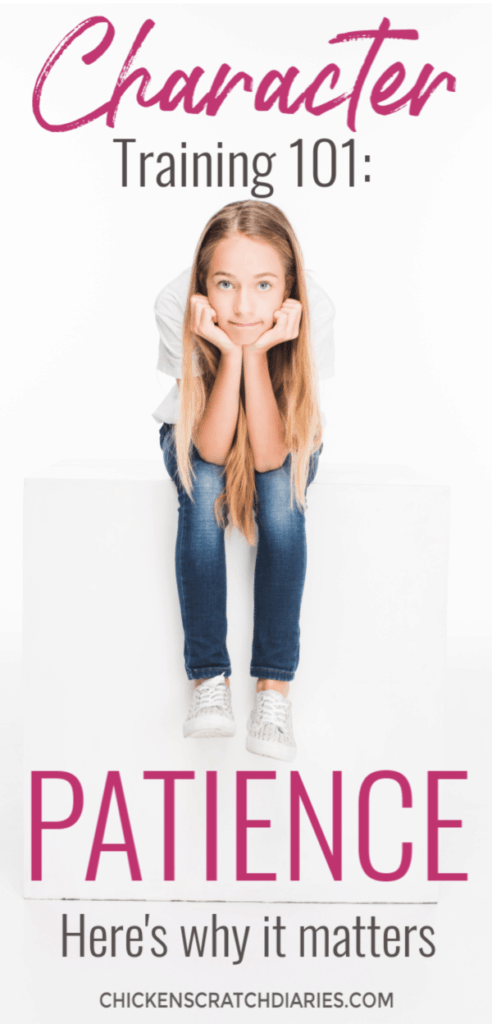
[305,274,335,380]
[154,267,192,378]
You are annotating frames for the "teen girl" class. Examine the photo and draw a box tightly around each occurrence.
[153,201,334,761]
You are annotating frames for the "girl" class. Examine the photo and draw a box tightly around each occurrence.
[153,200,334,761]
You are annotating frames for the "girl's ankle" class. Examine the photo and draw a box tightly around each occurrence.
[256,678,290,698]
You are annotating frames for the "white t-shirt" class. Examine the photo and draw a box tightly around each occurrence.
[152,267,335,425]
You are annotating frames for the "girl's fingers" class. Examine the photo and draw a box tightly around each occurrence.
[190,295,209,314]
[199,306,216,329]
[270,305,301,343]
[192,300,218,337]
[191,294,215,315]
[273,300,301,335]
[191,301,236,354]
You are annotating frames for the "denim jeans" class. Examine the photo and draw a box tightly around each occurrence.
[159,423,321,682]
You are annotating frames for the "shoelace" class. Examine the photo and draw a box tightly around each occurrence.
[255,690,289,732]
[193,675,230,711]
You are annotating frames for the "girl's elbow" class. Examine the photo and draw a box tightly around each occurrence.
[194,439,229,467]
[254,454,288,473]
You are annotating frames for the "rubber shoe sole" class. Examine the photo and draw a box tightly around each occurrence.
[246,733,296,762]
[183,715,236,738]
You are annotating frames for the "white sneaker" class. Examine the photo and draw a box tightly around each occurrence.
[183,674,235,738]
[246,689,297,762]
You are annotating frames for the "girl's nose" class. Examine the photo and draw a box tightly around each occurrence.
[234,287,254,318]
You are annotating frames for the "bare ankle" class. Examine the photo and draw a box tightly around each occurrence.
[256,678,290,698]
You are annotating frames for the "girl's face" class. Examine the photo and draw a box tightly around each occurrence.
[205,233,288,346]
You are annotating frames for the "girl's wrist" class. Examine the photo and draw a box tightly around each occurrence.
[243,345,268,364]
[220,345,243,367]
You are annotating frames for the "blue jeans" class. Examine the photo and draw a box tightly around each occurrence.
[159,424,320,682]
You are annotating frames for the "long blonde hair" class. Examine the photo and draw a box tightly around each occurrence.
[175,200,322,544]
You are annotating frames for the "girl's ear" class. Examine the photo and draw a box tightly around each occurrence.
[284,275,294,300]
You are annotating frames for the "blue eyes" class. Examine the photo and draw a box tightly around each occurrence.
[217,280,271,291]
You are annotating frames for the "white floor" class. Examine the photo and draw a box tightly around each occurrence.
[1,634,491,1022]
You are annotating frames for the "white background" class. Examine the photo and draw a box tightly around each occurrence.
[0,2,491,638]
[1,3,491,1021]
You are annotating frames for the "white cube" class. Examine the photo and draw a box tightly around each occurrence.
[24,461,450,901]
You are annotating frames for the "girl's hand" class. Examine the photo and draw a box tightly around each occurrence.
[190,294,239,356]
[247,299,302,354]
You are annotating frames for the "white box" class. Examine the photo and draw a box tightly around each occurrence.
[24,461,450,901]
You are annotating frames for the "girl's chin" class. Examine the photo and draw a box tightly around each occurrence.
[224,327,265,347]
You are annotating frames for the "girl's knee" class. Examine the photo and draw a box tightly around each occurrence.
[255,451,319,527]
[255,465,304,538]
[193,456,225,495]
[180,456,225,524]
[255,460,290,499]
